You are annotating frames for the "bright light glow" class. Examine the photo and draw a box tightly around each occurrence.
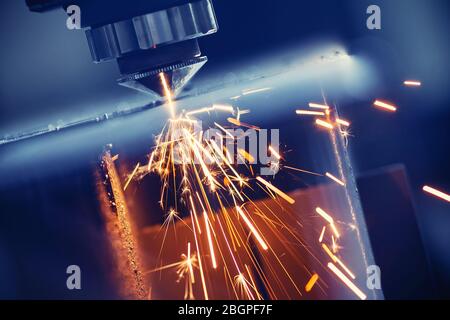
[315,207,334,224]
[325,172,346,186]
[423,185,450,202]
[374,100,397,112]
[159,72,175,118]
[236,206,268,250]
[309,103,330,110]
[269,145,281,159]
[404,80,421,87]
[256,177,295,204]
[319,226,326,243]
[305,273,319,292]
[296,110,326,116]
[242,87,272,95]
[315,119,334,130]
[327,262,367,300]
[336,118,350,127]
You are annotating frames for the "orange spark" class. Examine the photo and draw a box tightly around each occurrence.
[374,100,397,112]
[336,118,350,127]
[283,165,323,176]
[269,145,281,160]
[238,148,255,163]
[227,117,260,130]
[214,122,235,139]
[189,210,208,300]
[315,119,334,130]
[305,273,319,292]
[316,207,340,238]
[318,226,326,243]
[330,222,340,238]
[245,264,262,300]
[332,235,338,253]
[186,242,195,283]
[327,262,366,300]
[335,257,356,280]
[296,110,325,116]
[423,185,450,202]
[189,195,202,234]
[203,210,218,269]
[236,206,268,250]
[315,207,333,224]
[213,104,234,112]
[309,103,330,110]
[159,72,175,118]
[404,80,421,87]
[322,243,335,261]
[123,162,140,191]
[325,172,346,186]
[256,176,295,204]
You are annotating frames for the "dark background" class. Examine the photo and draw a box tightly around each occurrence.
[0,0,449,299]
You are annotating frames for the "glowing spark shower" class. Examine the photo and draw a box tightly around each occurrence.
[116,72,375,300]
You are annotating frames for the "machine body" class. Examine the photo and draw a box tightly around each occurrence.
[26,0,218,98]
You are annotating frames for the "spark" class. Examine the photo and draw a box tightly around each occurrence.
[203,210,218,269]
[423,185,450,202]
[374,100,397,112]
[315,119,334,130]
[167,208,179,221]
[234,273,256,300]
[236,206,268,250]
[296,110,326,116]
[318,226,326,243]
[325,172,346,186]
[332,235,338,253]
[309,102,330,110]
[238,148,255,163]
[159,72,175,118]
[214,122,235,139]
[327,262,366,300]
[123,162,140,191]
[316,207,340,238]
[322,244,355,280]
[335,257,355,280]
[227,117,260,130]
[213,104,234,112]
[256,176,295,204]
[315,207,334,224]
[189,209,209,300]
[283,165,323,176]
[268,145,281,160]
[404,80,421,87]
[185,242,195,283]
[242,87,271,95]
[330,222,340,238]
[305,273,319,292]
[340,128,352,147]
[124,73,368,300]
[236,108,250,121]
[245,264,262,300]
[322,243,335,261]
[336,118,350,127]
[189,195,202,234]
